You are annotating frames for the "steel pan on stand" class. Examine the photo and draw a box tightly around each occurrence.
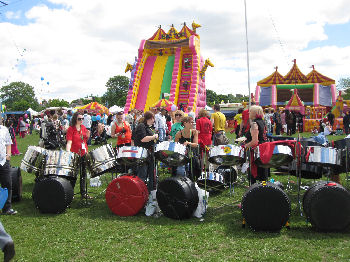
[208,144,245,166]
[116,146,148,166]
[87,144,118,177]
[254,144,293,168]
[45,150,79,179]
[304,146,341,167]
[154,141,188,166]
[20,146,47,175]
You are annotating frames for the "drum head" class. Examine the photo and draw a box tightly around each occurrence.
[32,177,74,214]
[242,182,291,232]
[157,177,198,220]
[303,181,350,231]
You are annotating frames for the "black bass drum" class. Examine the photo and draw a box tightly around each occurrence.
[32,177,74,214]
[157,176,198,220]
[242,182,291,232]
[303,181,350,231]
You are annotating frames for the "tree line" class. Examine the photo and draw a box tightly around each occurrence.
[2,76,349,111]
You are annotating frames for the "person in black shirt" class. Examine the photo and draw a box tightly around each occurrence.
[244,105,269,184]
[132,111,158,191]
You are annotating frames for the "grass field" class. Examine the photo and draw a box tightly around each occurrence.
[2,131,350,261]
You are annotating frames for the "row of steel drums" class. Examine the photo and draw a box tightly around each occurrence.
[20,139,350,232]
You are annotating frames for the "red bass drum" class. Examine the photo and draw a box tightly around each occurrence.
[105,175,149,216]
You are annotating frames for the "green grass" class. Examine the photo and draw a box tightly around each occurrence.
[2,132,350,261]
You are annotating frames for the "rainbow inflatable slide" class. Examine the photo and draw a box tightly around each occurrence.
[124,22,213,113]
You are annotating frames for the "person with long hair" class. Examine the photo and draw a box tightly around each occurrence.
[132,111,158,192]
[244,105,269,184]
[169,110,184,140]
[111,112,131,148]
[175,116,199,179]
[66,112,91,199]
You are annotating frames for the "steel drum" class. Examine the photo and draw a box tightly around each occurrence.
[154,141,188,166]
[289,160,323,179]
[197,171,225,193]
[254,144,293,168]
[20,146,47,174]
[44,150,79,179]
[209,144,245,166]
[305,146,341,167]
[87,144,118,177]
[116,146,148,166]
[333,139,350,174]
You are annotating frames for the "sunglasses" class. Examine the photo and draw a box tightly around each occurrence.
[175,114,182,117]
[77,118,84,121]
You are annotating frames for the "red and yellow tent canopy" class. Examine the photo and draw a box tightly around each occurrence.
[306,65,335,86]
[151,99,174,111]
[75,102,109,115]
[257,67,285,87]
[283,59,307,84]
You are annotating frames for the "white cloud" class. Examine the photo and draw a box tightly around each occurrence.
[0,0,349,103]
[5,11,21,19]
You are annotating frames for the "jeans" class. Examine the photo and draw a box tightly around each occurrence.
[70,155,88,196]
[158,128,166,142]
[176,165,187,177]
[0,222,12,250]
[136,155,156,192]
[0,161,12,212]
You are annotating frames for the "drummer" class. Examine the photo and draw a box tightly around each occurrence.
[169,110,184,141]
[174,116,199,179]
[66,112,91,199]
[111,112,132,148]
[132,111,158,191]
[244,105,269,184]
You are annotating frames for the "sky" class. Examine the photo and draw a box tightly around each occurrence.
[0,0,349,103]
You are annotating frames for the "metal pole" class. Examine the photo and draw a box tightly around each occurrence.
[244,0,251,109]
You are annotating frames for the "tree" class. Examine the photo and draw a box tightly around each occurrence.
[0,81,40,111]
[206,89,218,105]
[46,99,70,108]
[338,78,350,100]
[102,75,129,107]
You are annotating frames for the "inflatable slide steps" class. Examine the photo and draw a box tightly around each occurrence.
[177,54,193,106]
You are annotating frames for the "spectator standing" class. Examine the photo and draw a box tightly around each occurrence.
[82,111,92,145]
[154,108,167,142]
[187,106,196,129]
[273,109,282,135]
[211,104,227,146]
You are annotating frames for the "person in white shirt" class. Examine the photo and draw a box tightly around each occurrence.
[154,108,167,142]
[187,106,196,129]
[0,121,17,215]
[82,111,92,145]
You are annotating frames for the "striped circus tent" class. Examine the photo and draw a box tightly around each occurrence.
[75,102,109,115]
[306,65,335,86]
[257,66,285,87]
[283,59,307,84]
[179,24,198,39]
[148,27,167,41]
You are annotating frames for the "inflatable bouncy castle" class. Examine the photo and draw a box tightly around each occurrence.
[255,60,336,109]
[124,22,213,113]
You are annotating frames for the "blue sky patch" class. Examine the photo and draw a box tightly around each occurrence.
[0,0,67,25]
[305,21,350,50]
